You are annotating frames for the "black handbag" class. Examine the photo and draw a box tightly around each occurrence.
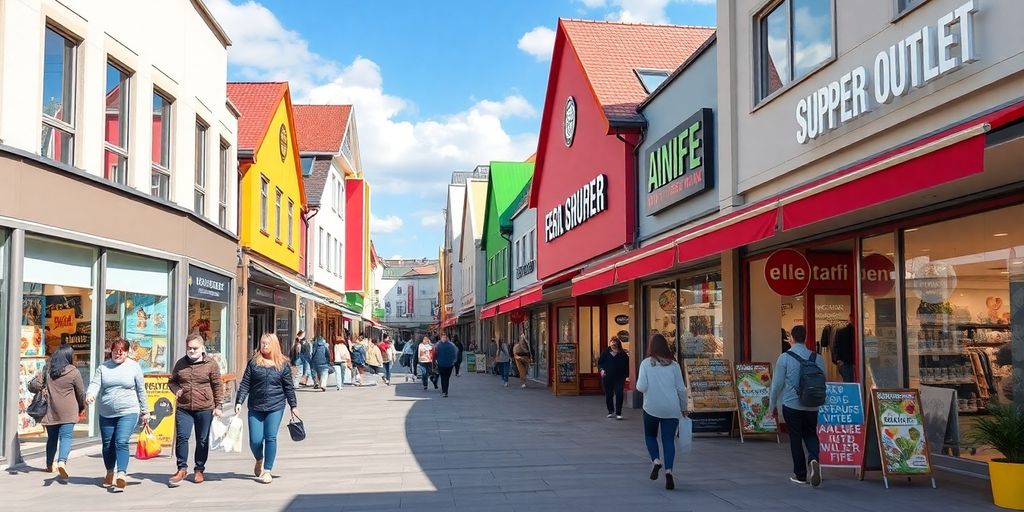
[287,414,306,442]
[27,373,48,421]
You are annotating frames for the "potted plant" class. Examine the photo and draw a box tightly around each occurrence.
[967,400,1024,510]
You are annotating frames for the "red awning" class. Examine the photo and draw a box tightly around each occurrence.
[676,209,778,265]
[615,245,675,282]
[519,286,543,307]
[571,267,615,296]
[441,317,457,328]
[497,296,521,314]
[480,306,497,319]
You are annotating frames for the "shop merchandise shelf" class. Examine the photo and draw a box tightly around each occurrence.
[911,350,968,356]
[921,378,976,385]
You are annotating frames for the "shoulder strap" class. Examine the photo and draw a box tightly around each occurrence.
[785,351,806,363]
[808,352,817,363]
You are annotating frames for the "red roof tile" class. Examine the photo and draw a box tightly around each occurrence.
[561,19,714,124]
[293,104,352,153]
[226,82,288,152]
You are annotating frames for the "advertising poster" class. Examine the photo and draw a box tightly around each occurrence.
[872,389,932,476]
[18,358,47,436]
[684,358,737,410]
[143,374,176,446]
[21,295,45,357]
[123,294,170,373]
[817,382,866,467]
[735,363,777,434]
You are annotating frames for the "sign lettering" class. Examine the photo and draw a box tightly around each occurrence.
[645,108,713,215]
[544,174,607,242]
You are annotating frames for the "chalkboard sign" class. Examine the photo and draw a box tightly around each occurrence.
[817,382,866,468]
[690,411,735,433]
[556,343,576,383]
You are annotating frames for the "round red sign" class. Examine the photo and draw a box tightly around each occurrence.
[764,249,811,296]
[861,253,895,297]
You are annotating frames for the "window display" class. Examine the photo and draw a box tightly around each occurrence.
[187,265,231,374]
[646,271,723,363]
[902,204,1023,463]
[533,310,548,383]
[105,251,172,374]
[861,233,901,388]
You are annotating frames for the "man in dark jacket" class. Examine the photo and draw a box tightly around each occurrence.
[309,336,332,392]
[433,335,459,397]
[453,335,465,377]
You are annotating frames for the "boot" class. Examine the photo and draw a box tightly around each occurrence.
[168,469,187,487]
[192,470,205,484]
[103,470,115,487]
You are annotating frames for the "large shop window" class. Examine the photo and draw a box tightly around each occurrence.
[646,272,724,363]
[188,266,231,374]
[105,251,172,374]
[21,236,97,442]
[533,309,548,383]
[861,233,901,388]
[903,204,1023,463]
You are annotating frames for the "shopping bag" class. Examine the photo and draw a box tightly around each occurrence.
[678,417,694,454]
[209,415,229,451]
[222,416,244,453]
[135,424,162,460]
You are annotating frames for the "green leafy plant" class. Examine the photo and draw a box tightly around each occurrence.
[967,400,1024,464]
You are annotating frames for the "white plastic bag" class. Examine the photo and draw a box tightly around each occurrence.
[678,417,694,454]
[221,416,244,453]
[209,415,229,450]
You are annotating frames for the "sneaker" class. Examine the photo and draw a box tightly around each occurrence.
[103,470,114,487]
[504,382,509,387]
[649,462,662,480]
[809,460,821,487]
[168,469,187,487]
[607,413,615,418]
[442,393,448,398]
[665,472,675,490]
[259,471,273,484]
[790,476,810,485]
[115,471,127,490]
[56,461,69,479]
[254,459,263,477]
[521,384,527,388]
[615,415,623,420]
[192,470,204,484]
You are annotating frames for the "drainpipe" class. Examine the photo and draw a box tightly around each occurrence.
[303,205,320,336]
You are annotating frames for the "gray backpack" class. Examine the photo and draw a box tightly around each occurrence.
[785,351,827,407]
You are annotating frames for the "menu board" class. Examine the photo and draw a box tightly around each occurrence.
[683,358,737,411]
[735,363,777,434]
[871,389,933,476]
[556,343,577,384]
[817,382,866,467]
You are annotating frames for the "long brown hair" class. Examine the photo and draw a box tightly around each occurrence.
[608,336,623,352]
[252,333,288,369]
[646,333,674,365]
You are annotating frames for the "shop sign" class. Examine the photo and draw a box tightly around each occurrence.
[906,260,957,303]
[861,254,896,297]
[249,283,295,309]
[188,266,231,303]
[795,1,978,144]
[614,314,629,325]
[645,108,713,215]
[764,249,812,296]
[818,382,866,467]
[544,174,607,242]
[515,260,535,278]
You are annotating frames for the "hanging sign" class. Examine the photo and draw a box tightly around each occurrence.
[870,389,934,476]
[645,108,714,215]
[735,362,778,434]
[861,253,896,297]
[817,382,866,467]
[764,249,811,296]
[188,266,231,303]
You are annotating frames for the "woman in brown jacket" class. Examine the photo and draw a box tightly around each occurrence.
[167,334,224,486]
[29,343,85,479]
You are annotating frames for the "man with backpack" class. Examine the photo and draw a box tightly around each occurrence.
[769,324,826,487]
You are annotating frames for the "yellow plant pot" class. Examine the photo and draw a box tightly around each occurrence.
[989,459,1024,510]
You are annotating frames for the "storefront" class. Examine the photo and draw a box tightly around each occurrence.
[247,280,297,353]
[188,265,232,374]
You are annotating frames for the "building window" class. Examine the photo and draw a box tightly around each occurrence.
[397,302,405,318]
[635,68,671,94]
[287,199,294,248]
[300,156,314,177]
[104,62,131,185]
[274,188,282,241]
[896,0,928,16]
[397,286,402,295]
[337,244,342,276]
[757,0,834,101]
[151,92,173,199]
[318,227,325,267]
[218,141,229,227]
[335,178,342,214]
[259,176,269,232]
[41,27,76,165]
[326,234,332,270]
[529,231,535,261]
[194,120,208,216]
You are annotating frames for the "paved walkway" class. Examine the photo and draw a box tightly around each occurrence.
[0,369,1000,511]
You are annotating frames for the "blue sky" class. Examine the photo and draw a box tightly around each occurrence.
[207,0,716,259]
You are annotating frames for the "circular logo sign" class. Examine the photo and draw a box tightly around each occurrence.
[764,249,811,296]
[563,96,576,147]
[907,259,957,304]
[278,124,288,162]
[614,314,630,325]
[861,253,895,297]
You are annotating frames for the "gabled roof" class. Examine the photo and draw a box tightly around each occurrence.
[302,159,332,207]
[639,34,717,111]
[293,104,352,154]
[560,19,714,125]
[226,82,289,152]
[459,178,489,262]
[446,184,466,250]
[481,162,534,250]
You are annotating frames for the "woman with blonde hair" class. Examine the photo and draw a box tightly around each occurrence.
[234,333,298,484]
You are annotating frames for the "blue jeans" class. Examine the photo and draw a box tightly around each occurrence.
[498,361,510,383]
[248,408,285,471]
[295,356,312,384]
[643,411,680,471]
[332,365,345,389]
[419,363,431,387]
[175,409,213,471]
[99,414,139,473]
[383,362,392,382]
[45,423,75,465]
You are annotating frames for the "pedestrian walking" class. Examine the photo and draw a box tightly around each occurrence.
[495,338,511,387]
[28,343,85,479]
[167,333,224,486]
[417,337,435,390]
[769,324,827,487]
[453,335,465,377]
[367,338,385,384]
[379,335,395,386]
[85,338,150,492]
[401,338,417,376]
[434,335,458,397]
[351,337,368,385]
[309,335,332,392]
[333,337,351,389]
[598,336,630,419]
[234,333,298,485]
[290,331,312,387]
[635,333,688,491]
[512,334,532,388]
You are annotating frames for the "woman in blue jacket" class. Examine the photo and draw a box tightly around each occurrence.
[235,333,298,484]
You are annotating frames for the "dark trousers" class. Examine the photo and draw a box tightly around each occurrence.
[439,366,454,394]
[603,375,625,415]
[782,406,820,480]
[642,412,680,471]
[175,408,214,471]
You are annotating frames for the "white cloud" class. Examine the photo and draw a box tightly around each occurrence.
[579,0,715,24]
[371,213,403,233]
[517,26,556,62]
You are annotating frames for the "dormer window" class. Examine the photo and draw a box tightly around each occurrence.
[635,68,671,94]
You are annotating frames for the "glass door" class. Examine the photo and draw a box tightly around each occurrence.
[810,292,854,382]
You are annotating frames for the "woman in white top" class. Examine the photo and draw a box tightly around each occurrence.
[332,338,351,389]
[635,333,688,491]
